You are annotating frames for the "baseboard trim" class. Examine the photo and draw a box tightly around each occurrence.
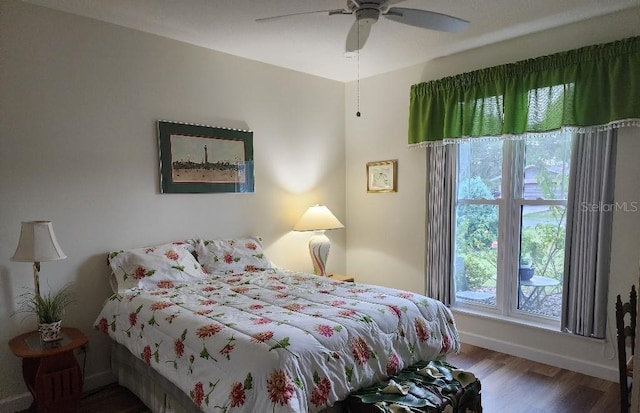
[0,370,115,412]
[0,392,29,413]
[84,369,117,392]
[459,331,618,382]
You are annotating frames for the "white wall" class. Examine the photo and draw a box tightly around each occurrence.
[345,9,640,381]
[0,1,345,409]
[1,0,638,410]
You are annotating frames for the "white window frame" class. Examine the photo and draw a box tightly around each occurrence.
[453,138,568,326]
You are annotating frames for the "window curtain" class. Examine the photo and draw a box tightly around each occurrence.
[408,36,640,146]
[561,129,617,338]
[425,145,457,305]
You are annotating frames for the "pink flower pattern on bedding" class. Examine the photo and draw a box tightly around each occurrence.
[196,238,273,275]
[108,243,208,292]
[94,269,459,413]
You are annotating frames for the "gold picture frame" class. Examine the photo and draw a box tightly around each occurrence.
[366,160,397,193]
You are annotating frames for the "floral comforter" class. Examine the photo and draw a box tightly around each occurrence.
[95,269,459,413]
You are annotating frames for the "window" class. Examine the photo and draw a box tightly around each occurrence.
[453,133,572,320]
[416,38,631,336]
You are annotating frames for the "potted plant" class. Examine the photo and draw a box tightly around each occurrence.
[519,257,535,281]
[17,283,75,342]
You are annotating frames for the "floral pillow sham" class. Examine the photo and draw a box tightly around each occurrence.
[108,242,208,292]
[195,237,272,275]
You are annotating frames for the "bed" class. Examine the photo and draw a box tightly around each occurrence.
[94,238,460,413]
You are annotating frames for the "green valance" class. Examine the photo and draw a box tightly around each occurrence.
[408,36,640,146]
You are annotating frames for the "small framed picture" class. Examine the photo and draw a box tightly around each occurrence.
[366,160,397,193]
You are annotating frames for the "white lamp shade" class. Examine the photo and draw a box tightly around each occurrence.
[293,205,344,232]
[11,221,67,262]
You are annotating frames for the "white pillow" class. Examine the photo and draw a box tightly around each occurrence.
[195,238,272,275]
[108,243,208,291]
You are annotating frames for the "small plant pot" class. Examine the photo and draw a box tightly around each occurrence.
[519,266,535,281]
[39,320,62,342]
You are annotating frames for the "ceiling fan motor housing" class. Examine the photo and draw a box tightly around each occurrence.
[356,8,379,23]
[350,0,388,24]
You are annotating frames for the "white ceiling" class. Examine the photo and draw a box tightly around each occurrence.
[23,0,639,82]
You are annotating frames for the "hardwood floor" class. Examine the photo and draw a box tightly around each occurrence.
[17,383,150,413]
[78,384,151,413]
[447,343,620,413]
[44,343,618,413]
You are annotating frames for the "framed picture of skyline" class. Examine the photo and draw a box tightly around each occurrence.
[157,120,254,193]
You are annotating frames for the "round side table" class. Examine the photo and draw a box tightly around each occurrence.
[328,274,355,282]
[8,327,88,413]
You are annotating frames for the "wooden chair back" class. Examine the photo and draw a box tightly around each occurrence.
[616,285,637,413]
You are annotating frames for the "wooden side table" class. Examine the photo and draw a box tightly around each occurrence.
[329,274,355,282]
[8,327,88,413]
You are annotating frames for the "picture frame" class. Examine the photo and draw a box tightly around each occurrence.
[157,120,254,194]
[366,160,397,193]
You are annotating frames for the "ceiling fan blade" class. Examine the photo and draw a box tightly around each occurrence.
[256,9,349,23]
[384,7,469,32]
[345,19,373,52]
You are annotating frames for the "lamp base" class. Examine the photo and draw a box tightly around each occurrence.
[33,261,41,298]
[308,231,331,277]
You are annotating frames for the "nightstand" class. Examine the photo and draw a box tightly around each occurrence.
[8,327,88,413]
[329,274,355,282]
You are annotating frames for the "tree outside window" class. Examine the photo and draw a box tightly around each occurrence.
[454,134,571,319]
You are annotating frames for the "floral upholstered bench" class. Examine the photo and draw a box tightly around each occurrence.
[345,359,482,413]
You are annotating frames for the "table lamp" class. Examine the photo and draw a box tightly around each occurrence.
[11,221,67,298]
[293,205,344,277]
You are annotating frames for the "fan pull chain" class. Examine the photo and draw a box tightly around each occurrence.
[356,49,361,117]
[356,22,361,117]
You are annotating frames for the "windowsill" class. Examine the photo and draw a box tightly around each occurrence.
[451,304,605,343]
[452,304,558,332]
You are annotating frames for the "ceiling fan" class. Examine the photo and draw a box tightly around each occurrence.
[256,0,469,52]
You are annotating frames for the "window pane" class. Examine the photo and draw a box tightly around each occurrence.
[518,205,566,317]
[522,134,572,200]
[454,204,498,307]
[458,140,503,200]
